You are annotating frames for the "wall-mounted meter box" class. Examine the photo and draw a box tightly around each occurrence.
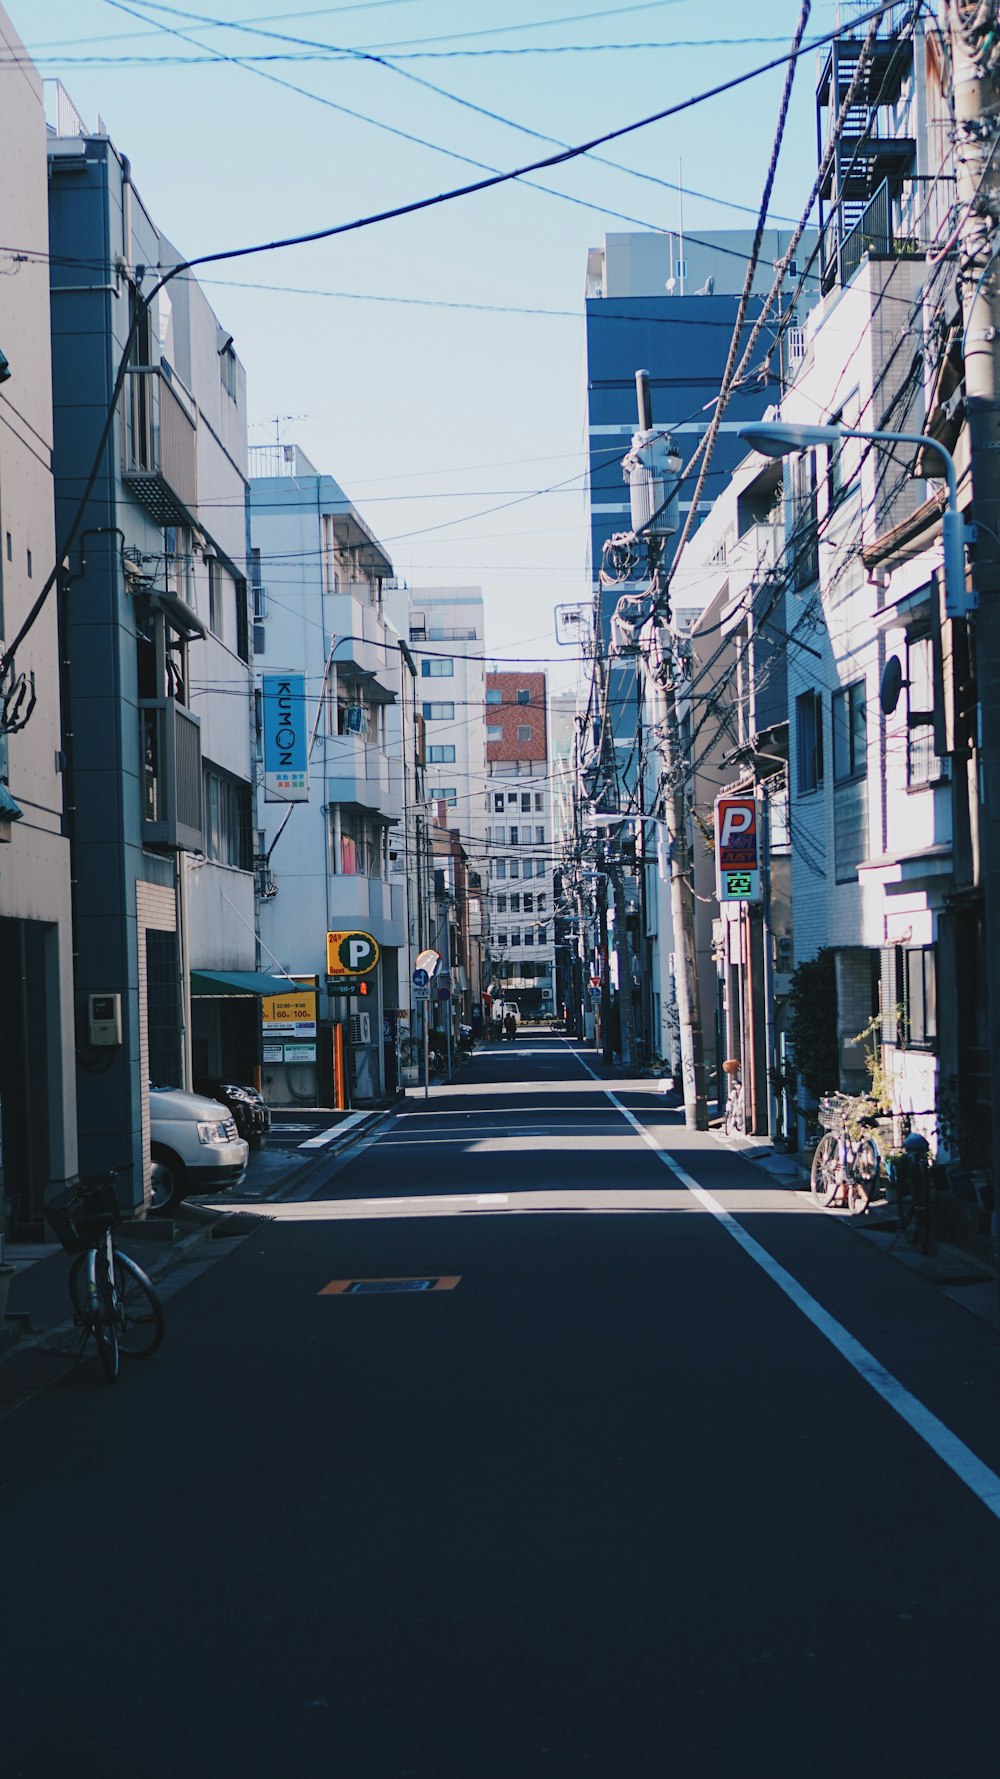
[88,992,122,1047]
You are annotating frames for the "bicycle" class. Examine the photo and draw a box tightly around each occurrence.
[810,1093,881,1215]
[891,1130,935,1255]
[46,1170,165,1383]
[722,1059,746,1136]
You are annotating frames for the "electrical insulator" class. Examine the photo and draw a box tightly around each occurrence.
[622,429,681,540]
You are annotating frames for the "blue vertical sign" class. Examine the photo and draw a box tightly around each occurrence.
[262,673,309,803]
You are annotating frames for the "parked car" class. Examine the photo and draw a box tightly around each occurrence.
[193,1077,270,1150]
[148,1083,249,1214]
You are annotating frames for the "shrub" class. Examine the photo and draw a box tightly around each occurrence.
[788,948,839,1102]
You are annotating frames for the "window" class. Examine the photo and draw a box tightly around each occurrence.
[509,893,520,913]
[888,945,937,1049]
[486,688,502,704]
[423,702,455,720]
[906,634,937,787]
[832,680,867,784]
[537,894,546,913]
[523,929,534,946]
[521,792,531,812]
[522,859,533,880]
[497,931,508,949]
[507,791,518,805]
[220,341,237,399]
[203,766,252,870]
[510,930,521,947]
[796,689,824,794]
[517,724,532,742]
[493,860,506,882]
[523,893,533,913]
[535,825,545,844]
[487,725,502,742]
[535,793,543,811]
[516,688,530,705]
[493,792,504,813]
[429,786,457,806]
[509,857,519,879]
[428,744,456,764]
[509,825,518,845]
[538,926,548,945]
[250,547,266,619]
[208,559,223,637]
[421,657,454,677]
[496,894,507,913]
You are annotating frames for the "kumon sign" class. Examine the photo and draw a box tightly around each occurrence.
[262,673,308,803]
[714,795,760,904]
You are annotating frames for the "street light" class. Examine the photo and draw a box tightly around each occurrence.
[738,421,975,620]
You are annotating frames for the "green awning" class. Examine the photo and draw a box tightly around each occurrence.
[190,969,298,998]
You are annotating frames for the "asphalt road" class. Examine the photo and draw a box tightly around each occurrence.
[5,1038,1000,1777]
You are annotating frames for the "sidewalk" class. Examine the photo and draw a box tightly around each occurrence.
[0,1105,390,1422]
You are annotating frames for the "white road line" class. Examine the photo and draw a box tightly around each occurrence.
[571,1047,1000,1526]
[299,1111,369,1149]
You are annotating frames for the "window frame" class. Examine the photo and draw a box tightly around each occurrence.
[832,679,867,786]
[795,688,824,795]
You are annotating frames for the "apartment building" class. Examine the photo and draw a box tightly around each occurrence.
[250,445,414,1105]
[46,93,256,1207]
[0,17,78,1241]
[485,671,554,1017]
[385,585,487,1016]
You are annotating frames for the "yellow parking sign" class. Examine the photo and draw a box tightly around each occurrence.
[326,930,380,975]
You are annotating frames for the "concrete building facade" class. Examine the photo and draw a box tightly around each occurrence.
[485,671,554,1016]
[0,16,78,1241]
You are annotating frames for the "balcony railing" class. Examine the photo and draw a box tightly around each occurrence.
[122,366,198,525]
[820,176,953,295]
[141,698,203,851]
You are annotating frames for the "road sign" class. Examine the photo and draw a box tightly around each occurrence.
[326,930,380,975]
[437,983,451,1001]
[415,947,441,975]
[414,984,430,1002]
[327,976,367,996]
[715,795,760,903]
[412,967,429,987]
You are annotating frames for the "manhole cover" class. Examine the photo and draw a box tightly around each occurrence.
[320,1275,460,1295]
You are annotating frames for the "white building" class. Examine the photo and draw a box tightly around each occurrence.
[250,445,413,1104]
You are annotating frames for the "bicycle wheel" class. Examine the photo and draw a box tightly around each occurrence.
[113,1251,165,1358]
[92,1248,120,1383]
[845,1137,879,1215]
[810,1134,841,1205]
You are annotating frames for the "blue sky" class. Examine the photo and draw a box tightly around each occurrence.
[11,1,842,676]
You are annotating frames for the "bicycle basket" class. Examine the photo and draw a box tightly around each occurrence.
[45,1178,122,1255]
[817,1093,850,1135]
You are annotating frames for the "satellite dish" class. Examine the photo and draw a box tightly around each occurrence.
[879,654,906,715]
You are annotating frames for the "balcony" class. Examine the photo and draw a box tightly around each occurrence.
[122,366,198,525]
[141,698,203,851]
[821,173,953,296]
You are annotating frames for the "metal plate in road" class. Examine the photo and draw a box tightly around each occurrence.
[319,1276,461,1295]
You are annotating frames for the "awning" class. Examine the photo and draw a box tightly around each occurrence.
[190,968,299,997]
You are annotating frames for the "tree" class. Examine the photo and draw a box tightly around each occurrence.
[788,948,839,1102]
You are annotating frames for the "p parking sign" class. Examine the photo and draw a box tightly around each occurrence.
[715,796,760,903]
[326,930,380,975]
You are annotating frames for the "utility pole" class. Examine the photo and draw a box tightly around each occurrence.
[597,868,613,1064]
[629,367,708,1128]
[947,5,1000,1255]
[649,624,708,1129]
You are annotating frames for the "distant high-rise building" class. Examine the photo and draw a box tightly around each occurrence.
[484,671,554,1016]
